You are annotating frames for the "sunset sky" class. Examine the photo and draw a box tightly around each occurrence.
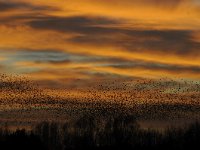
[0,0,200,88]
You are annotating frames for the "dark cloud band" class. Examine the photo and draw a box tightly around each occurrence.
[28,15,200,57]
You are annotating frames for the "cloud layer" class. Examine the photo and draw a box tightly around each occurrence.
[0,0,200,88]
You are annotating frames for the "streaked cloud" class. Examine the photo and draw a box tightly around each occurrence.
[0,1,55,12]
[0,0,200,87]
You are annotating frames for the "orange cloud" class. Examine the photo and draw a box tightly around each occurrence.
[0,0,200,87]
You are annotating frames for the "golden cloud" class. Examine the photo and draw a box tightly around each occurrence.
[0,0,200,87]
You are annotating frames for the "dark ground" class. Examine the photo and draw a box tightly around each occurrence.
[0,114,200,150]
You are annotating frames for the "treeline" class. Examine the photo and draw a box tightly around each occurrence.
[0,114,200,150]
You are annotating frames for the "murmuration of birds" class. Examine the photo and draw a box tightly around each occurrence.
[0,74,200,128]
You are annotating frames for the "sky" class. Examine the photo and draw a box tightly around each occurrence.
[0,0,200,88]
